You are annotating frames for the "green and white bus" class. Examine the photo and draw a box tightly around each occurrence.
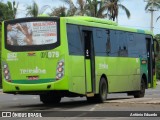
[1,16,159,104]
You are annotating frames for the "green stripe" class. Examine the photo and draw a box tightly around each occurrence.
[11,79,56,84]
[137,29,145,33]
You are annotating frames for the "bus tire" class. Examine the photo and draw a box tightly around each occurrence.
[40,93,61,104]
[96,77,107,103]
[87,77,107,103]
[133,78,145,98]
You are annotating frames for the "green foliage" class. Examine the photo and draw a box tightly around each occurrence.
[0,1,19,86]
[50,0,131,21]
[155,34,160,79]
[104,0,130,21]
[26,1,39,17]
[0,1,18,21]
[0,1,18,85]
[145,0,160,22]
[0,2,13,21]
[26,2,50,17]
[49,6,67,17]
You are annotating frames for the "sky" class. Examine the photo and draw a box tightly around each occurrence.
[3,0,160,35]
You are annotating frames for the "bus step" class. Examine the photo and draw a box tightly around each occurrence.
[86,93,94,97]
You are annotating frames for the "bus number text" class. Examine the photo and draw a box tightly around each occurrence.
[41,51,59,58]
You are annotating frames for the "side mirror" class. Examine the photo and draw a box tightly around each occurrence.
[153,39,159,57]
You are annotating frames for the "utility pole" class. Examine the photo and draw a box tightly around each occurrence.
[144,0,157,33]
[148,0,155,32]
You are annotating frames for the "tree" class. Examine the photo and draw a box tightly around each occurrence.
[49,6,67,17]
[62,0,77,16]
[26,1,39,17]
[50,0,86,17]
[76,0,88,16]
[26,1,50,17]
[7,1,19,18]
[155,34,160,79]
[79,0,130,19]
[145,0,160,11]
[0,2,9,21]
[145,0,160,22]
[50,0,130,20]
[50,0,111,18]
[85,0,110,18]
[105,0,130,21]
[0,1,19,21]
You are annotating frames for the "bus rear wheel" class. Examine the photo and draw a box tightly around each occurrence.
[133,78,145,98]
[40,92,61,104]
[87,77,107,103]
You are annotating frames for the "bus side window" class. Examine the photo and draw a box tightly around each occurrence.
[67,24,83,55]
[106,30,111,56]
[109,30,119,57]
[127,34,137,57]
[117,32,128,57]
[93,28,108,56]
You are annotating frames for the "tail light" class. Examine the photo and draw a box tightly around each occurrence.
[56,60,64,80]
[2,62,12,82]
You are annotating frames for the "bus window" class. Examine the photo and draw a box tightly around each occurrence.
[117,32,128,57]
[67,24,83,55]
[110,30,119,56]
[93,28,108,56]
[5,17,60,51]
[7,22,57,46]
[106,30,111,56]
[153,38,159,57]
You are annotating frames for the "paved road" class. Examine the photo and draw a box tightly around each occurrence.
[0,82,160,119]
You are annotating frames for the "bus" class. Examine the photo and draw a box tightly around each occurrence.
[1,16,159,104]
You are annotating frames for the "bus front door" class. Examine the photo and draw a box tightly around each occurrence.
[146,37,153,87]
[83,31,96,94]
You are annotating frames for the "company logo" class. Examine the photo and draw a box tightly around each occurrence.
[2,112,11,117]
[1,112,42,118]
[7,53,18,61]
[99,63,108,70]
[20,67,46,74]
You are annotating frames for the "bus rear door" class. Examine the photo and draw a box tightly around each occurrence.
[146,37,153,87]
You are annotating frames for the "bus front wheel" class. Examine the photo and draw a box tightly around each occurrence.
[40,92,61,104]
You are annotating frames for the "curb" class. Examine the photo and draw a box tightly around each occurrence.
[0,89,2,93]
[157,81,160,85]
[106,98,160,104]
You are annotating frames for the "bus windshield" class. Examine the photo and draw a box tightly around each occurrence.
[7,21,57,46]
